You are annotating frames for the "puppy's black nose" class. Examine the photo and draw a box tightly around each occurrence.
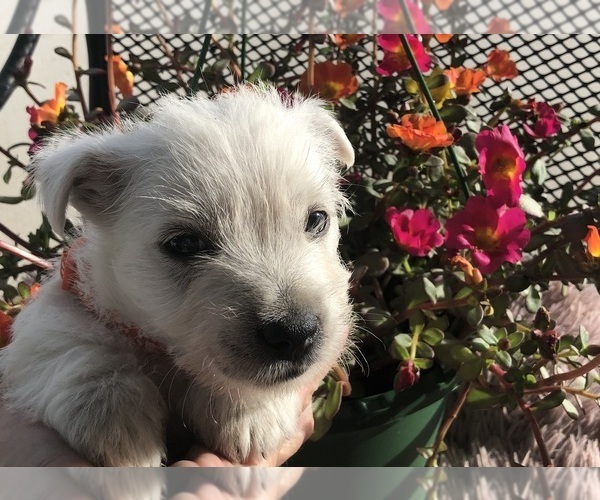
[259,311,320,361]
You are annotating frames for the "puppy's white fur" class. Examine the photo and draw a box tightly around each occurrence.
[0,86,354,466]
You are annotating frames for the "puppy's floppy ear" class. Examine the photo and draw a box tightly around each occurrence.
[31,131,130,237]
[310,108,355,169]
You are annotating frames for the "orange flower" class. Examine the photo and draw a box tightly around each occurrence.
[435,34,453,44]
[331,0,366,16]
[0,310,13,348]
[108,54,134,97]
[444,67,487,95]
[387,114,454,151]
[434,0,453,10]
[584,226,600,258]
[299,61,359,103]
[27,82,68,127]
[487,17,513,34]
[330,34,365,49]
[486,49,518,81]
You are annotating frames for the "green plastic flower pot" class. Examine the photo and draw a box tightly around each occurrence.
[289,367,455,467]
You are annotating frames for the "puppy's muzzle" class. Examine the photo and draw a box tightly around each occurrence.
[258,311,320,362]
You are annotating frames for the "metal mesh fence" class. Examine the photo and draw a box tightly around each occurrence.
[112,34,600,204]
[107,0,600,34]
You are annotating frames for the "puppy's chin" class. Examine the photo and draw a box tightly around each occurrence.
[218,357,314,387]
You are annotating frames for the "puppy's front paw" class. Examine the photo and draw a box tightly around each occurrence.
[47,373,167,466]
[207,394,300,464]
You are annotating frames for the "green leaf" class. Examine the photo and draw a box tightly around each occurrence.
[338,98,357,110]
[562,399,579,420]
[526,287,541,314]
[54,47,72,60]
[247,62,276,83]
[3,167,12,184]
[310,397,333,441]
[389,337,410,360]
[531,158,547,185]
[439,104,467,124]
[478,325,498,345]
[495,350,513,369]
[416,341,435,359]
[466,387,505,409]
[466,304,484,327]
[451,345,477,362]
[507,331,525,349]
[530,390,566,411]
[421,327,444,346]
[17,282,30,300]
[423,277,437,304]
[54,14,72,30]
[578,325,590,350]
[457,358,484,381]
[413,357,434,369]
[324,381,343,420]
[454,286,473,300]
[470,337,490,351]
[580,129,597,151]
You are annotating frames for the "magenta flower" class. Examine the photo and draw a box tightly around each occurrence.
[476,125,526,207]
[523,101,561,139]
[377,35,432,77]
[386,207,444,257]
[378,0,432,34]
[445,196,530,274]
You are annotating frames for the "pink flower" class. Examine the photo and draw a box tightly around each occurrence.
[445,196,530,274]
[377,35,432,77]
[476,125,526,207]
[386,207,444,257]
[523,101,561,139]
[378,0,431,33]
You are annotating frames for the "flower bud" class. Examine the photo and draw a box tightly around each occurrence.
[394,360,420,393]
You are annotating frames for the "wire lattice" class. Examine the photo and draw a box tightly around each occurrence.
[112,34,600,205]
[109,0,600,34]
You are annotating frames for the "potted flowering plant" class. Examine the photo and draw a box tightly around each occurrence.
[2,32,600,468]
[287,33,600,467]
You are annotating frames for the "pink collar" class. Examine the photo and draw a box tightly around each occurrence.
[60,241,168,355]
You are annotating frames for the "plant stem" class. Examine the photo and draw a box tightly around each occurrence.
[517,396,553,466]
[425,381,471,467]
[157,35,191,93]
[534,352,600,388]
[398,35,470,200]
[489,363,553,466]
[393,296,472,325]
[527,115,600,168]
[104,34,121,129]
[0,146,27,170]
[0,241,53,270]
[0,222,49,259]
[188,34,212,94]
[240,34,247,83]
[21,84,42,106]
[396,0,417,32]
[71,29,90,121]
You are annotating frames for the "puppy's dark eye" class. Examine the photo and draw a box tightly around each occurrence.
[305,211,329,236]
[162,234,210,258]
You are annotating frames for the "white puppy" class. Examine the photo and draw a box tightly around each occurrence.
[0,86,354,467]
